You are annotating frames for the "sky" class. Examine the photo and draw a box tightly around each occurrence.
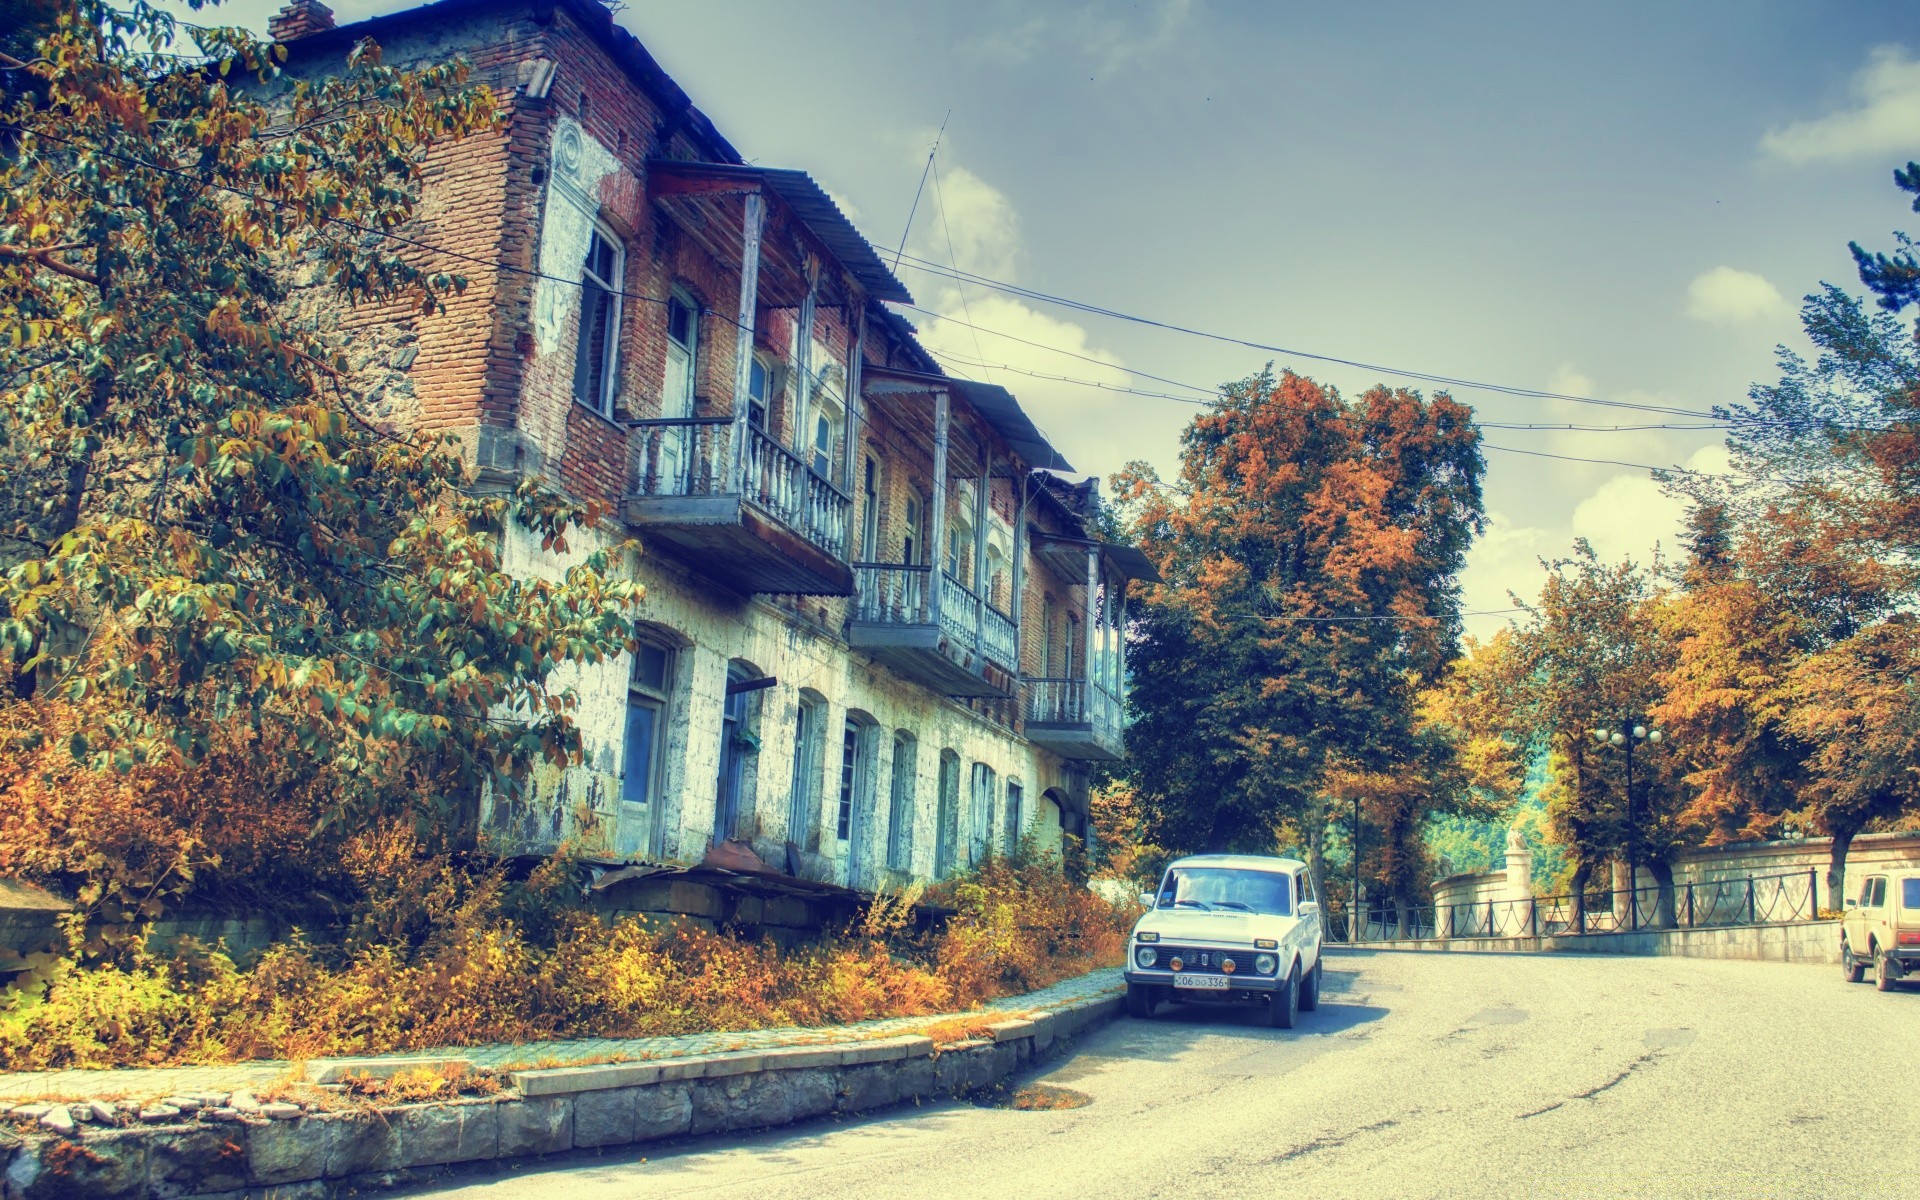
[178,0,1920,637]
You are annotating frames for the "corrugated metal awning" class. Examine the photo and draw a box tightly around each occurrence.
[863,366,1073,473]
[645,159,912,305]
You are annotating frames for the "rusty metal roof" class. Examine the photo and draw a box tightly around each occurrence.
[646,160,913,306]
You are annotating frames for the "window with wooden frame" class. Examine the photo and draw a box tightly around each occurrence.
[573,224,624,416]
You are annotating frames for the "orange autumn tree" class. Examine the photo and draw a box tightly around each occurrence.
[0,1,643,947]
[1113,368,1484,903]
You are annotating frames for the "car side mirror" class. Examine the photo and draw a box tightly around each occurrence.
[1138,892,1155,908]
[1299,900,1320,917]
[1844,898,1857,909]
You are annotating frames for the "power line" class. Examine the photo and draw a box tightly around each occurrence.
[889,252,1727,421]
[929,147,993,385]
[890,112,948,274]
[10,122,1893,491]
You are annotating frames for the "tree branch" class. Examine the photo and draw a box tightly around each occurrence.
[0,242,101,287]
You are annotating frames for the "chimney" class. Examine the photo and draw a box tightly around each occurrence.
[268,0,336,41]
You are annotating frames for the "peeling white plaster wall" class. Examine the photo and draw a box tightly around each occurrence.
[494,521,1074,886]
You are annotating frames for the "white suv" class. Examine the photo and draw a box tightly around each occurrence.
[1124,854,1325,1028]
[1840,870,1920,991]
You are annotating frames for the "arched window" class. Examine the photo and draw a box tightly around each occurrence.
[903,490,926,565]
[620,624,686,860]
[573,224,624,416]
[1004,778,1024,852]
[787,690,826,850]
[968,761,997,866]
[860,455,880,561]
[715,659,764,845]
[985,544,1007,610]
[934,750,961,878]
[839,711,879,889]
[947,517,972,585]
[887,731,917,872]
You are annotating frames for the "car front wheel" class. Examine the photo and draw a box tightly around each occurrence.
[1126,982,1157,1018]
[1841,938,1866,984]
[1299,957,1321,1011]
[1268,963,1299,1029]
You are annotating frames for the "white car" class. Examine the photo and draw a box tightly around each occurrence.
[1124,854,1325,1028]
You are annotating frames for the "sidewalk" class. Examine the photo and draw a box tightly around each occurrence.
[0,967,1124,1103]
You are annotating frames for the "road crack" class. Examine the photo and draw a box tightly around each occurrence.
[1262,1116,1403,1163]
[1518,1050,1663,1119]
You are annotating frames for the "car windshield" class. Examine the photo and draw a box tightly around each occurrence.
[1157,867,1292,916]
[1904,878,1920,909]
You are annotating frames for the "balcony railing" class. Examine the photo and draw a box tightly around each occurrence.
[1023,676,1124,760]
[936,571,1016,672]
[854,565,1016,667]
[855,562,931,625]
[1025,677,1119,730]
[629,418,850,561]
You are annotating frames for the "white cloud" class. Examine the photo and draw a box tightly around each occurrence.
[1760,44,1920,164]
[896,154,1181,478]
[1684,266,1792,328]
[1462,444,1731,640]
[962,0,1196,75]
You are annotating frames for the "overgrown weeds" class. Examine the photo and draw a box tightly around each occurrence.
[0,852,1131,1071]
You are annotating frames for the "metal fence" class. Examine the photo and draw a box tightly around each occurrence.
[1324,867,1822,944]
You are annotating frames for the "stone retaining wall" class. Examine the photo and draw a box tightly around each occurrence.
[1348,919,1841,965]
[0,994,1122,1199]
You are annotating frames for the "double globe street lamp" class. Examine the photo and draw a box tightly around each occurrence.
[1590,721,1665,929]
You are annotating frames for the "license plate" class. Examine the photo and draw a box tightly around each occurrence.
[1173,974,1229,990]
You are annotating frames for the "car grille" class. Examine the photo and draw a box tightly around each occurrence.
[1153,945,1256,975]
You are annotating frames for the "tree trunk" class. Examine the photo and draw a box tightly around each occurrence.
[1827,825,1857,913]
[1648,857,1678,929]
[1392,880,1413,940]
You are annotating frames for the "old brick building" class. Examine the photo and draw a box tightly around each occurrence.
[271,0,1153,896]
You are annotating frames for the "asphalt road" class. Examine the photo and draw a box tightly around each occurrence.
[409,950,1919,1200]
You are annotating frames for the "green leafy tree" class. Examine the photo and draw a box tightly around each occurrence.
[1507,544,1683,924]
[0,2,640,850]
[1113,368,1484,904]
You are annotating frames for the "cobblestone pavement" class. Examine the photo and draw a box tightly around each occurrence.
[0,967,1124,1103]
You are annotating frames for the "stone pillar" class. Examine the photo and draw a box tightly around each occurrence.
[1502,825,1532,935]
[1611,858,1631,924]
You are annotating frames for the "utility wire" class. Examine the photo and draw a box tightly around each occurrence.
[887,251,1727,420]
[3,122,1887,490]
[929,147,993,384]
[890,111,948,274]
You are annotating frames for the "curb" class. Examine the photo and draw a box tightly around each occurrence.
[0,992,1123,1199]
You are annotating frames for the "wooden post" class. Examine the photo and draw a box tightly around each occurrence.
[1011,472,1027,669]
[1082,544,1099,690]
[729,192,765,491]
[792,256,818,459]
[842,302,865,502]
[927,388,949,628]
[973,436,989,656]
[1114,581,1128,696]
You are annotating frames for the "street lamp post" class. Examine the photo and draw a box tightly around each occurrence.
[1591,721,1665,930]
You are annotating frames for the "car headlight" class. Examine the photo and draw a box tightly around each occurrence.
[1255,954,1277,975]
[1136,931,1159,943]
[1135,946,1158,969]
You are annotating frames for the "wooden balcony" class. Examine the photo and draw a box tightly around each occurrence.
[621,417,854,596]
[1023,677,1125,761]
[848,564,1018,698]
